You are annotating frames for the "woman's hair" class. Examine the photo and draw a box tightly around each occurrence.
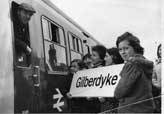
[157,44,161,59]
[92,45,107,60]
[107,47,124,64]
[116,32,144,55]
[70,59,85,70]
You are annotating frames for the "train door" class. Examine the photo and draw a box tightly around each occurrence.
[11,1,40,113]
[41,16,70,112]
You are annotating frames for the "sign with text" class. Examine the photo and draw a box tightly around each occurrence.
[69,64,124,97]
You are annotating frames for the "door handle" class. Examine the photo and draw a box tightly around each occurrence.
[32,66,40,87]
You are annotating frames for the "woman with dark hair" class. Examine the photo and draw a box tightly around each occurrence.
[100,47,124,113]
[91,45,106,67]
[105,47,124,65]
[67,59,87,113]
[114,32,155,113]
[82,53,93,69]
[83,45,106,113]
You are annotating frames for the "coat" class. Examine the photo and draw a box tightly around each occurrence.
[114,54,155,113]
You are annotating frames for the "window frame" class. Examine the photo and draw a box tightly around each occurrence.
[67,31,83,61]
[41,15,68,74]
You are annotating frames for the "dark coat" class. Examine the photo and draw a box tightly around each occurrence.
[13,11,30,55]
[114,54,155,113]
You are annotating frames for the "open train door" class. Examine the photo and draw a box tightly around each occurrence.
[10,0,41,113]
[0,0,14,113]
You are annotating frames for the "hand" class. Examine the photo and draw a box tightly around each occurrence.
[128,57,136,62]
[99,97,106,103]
[86,97,93,101]
[66,92,72,98]
[22,110,29,114]
[26,46,32,54]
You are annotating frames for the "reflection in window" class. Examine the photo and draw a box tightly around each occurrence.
[45,42,67,72]
[48,44,57,70]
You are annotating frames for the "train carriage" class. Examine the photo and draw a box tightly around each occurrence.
[0,0,101,113]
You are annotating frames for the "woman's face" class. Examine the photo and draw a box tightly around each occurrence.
[84,57,93,68]
[104,52,113,66]
[19,9,33,24]
[70,62,80,73]
[118,40,135,61]
[91,51,101,65]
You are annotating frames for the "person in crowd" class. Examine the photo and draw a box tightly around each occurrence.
[152,44,161,113]
[69,59,86,74]
[114,32,155,113]
[105,47,124,66]
[101,47,124,113]
[13,3,36,66]
[91,45,106,68]
[66,59,87,113]
[82,53,93,69]
[13,3,36,114]
[83,45,106,113]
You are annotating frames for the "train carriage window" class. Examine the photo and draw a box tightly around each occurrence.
[79,39,82,53]
[68,32,83,61]
[68,33,73,50]
[59,29,65,46]
[76,38,79,52]
[86,45,90,54]
[50,23,60,43]
[72,36,76,50]
[41,16,67,72]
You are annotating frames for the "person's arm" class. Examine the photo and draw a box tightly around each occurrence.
[15,38,31,54]
[15,38,28,51]
[114,62,141,99]
[128,57,153,69]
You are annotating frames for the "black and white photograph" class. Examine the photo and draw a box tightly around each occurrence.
[0,0,162,113]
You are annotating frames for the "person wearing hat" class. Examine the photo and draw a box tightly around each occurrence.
[13,3,36,114]
[13,3,36,66]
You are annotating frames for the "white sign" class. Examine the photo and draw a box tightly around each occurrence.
[69,64,124,97]
[53,88,64,112]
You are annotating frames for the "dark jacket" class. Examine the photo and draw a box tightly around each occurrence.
[114,54,155,113]
[13,12,30,55]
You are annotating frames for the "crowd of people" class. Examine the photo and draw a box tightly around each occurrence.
[66,32,161,113]
[12,3,161,113]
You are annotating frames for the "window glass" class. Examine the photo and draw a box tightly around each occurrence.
[42,18,50,40]
[72,36,76,50]
[76,38,79,52]
[41,17,67,72]
[71,51,82,61]
[59,28,65,46]
[68,33,73,50]
[79,39,82,53]
[44,41,67,72]
[86,45,90,54]
[50,23,60,43]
